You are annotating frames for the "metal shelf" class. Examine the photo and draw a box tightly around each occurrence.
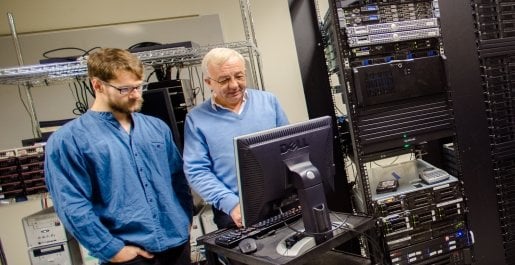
[0,41,258,86]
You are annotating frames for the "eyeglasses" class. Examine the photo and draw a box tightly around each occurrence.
[208,74,246,87]
[100,80,148,95]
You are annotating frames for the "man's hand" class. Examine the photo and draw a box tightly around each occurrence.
[110,246,154,263]
[230,203,243,227]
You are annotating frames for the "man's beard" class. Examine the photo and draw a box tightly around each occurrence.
[108,97,144,114]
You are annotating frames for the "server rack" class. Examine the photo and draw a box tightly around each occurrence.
[322,0,474,263]
[288,0,355,216]
[472,1,515,263]
[0,145,47,201]
[439,0,515,264]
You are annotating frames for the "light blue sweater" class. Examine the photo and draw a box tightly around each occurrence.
[183,89,289,214]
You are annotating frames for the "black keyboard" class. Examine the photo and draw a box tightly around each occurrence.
[214,207,302,248]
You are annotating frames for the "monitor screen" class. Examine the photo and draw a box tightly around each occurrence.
[234,116,335,244]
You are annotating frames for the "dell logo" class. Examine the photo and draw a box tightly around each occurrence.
[280,138,309,154]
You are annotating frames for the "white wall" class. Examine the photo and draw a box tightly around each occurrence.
[0,1,310,264]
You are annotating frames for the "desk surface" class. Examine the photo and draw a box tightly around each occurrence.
[198,213,375,265]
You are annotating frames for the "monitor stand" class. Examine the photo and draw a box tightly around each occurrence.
[284,155,333,244]
[275,230,316,257]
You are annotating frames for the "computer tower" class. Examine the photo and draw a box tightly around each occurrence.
[22,207,82,265]
[27,241,82,265]
[142,79,192,151]
[141,86,183,151]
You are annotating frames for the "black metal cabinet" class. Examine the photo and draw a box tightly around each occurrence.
[288,0,488,264]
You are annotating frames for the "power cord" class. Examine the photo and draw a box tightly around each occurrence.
[17,84,38,138]
[279,209,351,237]
[41,46,101,61]
[69,77,93,115]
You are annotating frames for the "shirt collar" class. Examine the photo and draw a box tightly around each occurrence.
[88,110,133,131]
[211,90,248,114]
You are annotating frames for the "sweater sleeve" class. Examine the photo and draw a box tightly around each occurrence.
[183,114,239,215]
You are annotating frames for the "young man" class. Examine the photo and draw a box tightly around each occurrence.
[183,47,289,229]
[44,48,192,265]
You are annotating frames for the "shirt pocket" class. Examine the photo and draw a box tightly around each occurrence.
[150,141,165,150]
[146,140,168,162]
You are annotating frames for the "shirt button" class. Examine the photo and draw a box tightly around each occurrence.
[135,153,138,156]
[139,168,143,172]
[145,184,148,187]
[149,199,153,202]
[153,215,157,218]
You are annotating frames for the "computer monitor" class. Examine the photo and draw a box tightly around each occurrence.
[234,116,335,244]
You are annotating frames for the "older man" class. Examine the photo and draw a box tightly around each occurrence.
[183,47,289,229]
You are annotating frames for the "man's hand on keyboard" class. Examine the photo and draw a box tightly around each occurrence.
[231,203,243,227]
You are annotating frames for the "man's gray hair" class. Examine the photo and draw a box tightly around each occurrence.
[201,47,245,78]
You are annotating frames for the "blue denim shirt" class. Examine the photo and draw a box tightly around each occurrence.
[44,111,192,262]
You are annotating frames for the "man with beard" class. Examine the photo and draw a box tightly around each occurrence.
[44,48,193,265]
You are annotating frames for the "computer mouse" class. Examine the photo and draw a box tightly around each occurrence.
[238,238,258,254]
